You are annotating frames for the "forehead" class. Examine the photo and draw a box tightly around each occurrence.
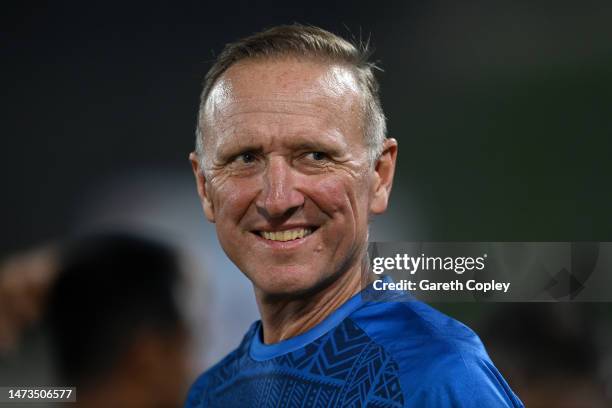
[213,56,361,103]
[202,58,364,148]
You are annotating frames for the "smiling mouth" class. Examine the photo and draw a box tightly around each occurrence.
[257,228,315,242]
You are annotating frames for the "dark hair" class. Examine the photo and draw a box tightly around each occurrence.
[195,24,386,166]
[44,232,184,386]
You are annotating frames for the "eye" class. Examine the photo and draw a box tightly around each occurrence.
[306,151,327,161]
[235,152,256,164]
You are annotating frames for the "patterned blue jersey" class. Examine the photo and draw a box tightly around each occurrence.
[185,288,524,407]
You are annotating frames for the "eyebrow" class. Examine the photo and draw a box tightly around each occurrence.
[217,144,263,161]
[291,141,340,153]
[217,141,340,158]
[214,128,348,159]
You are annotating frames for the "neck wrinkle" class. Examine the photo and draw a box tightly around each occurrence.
[256,264,364,344]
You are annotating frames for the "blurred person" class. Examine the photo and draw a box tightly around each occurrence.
[44,232,191,408]
[0,245,58,355]
[69,170,258,369]
[480,303,612,408]
[186,24,523,407]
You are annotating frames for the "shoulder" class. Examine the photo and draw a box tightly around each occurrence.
[350,300,524,407]
[351,298,483,354]
[183,322,259,408]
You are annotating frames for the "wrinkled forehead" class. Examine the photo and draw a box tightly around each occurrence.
[202,57,364,127]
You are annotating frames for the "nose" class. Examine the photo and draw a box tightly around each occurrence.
[256,157,305,218]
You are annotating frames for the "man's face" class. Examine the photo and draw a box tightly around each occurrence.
[192,57,396,296]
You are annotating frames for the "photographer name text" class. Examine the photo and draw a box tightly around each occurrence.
[373,279,511,293]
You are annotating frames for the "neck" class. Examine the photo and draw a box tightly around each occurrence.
[255,263,366,344]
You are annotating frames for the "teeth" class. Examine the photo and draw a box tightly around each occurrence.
[260,228,313,242]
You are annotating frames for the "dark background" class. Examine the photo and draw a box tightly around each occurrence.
[2,1,612,405]
[3,0,612,252]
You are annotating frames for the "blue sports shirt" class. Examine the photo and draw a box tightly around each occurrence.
[185,286,524,407]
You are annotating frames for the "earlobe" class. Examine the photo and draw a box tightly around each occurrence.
[369,138,398,215]
[189,152,216,223]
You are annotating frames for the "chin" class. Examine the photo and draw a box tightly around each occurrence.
[251,267,338,299]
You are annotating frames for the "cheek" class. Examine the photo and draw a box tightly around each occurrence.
[212,179,259,221]
[309,175,370,223]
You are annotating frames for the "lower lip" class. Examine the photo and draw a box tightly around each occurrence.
[251,230,316,250]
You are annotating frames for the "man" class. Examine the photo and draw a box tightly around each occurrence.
[186,24,524,407]
[45,233,191,408]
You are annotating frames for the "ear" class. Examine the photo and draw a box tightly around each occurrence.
[189,152,216,223]
[369,138,398,214]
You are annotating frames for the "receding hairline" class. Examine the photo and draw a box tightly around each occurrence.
[199,24,371,99]
[202,53,366,113]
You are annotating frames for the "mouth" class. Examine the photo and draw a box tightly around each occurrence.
[255,227,316,242]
